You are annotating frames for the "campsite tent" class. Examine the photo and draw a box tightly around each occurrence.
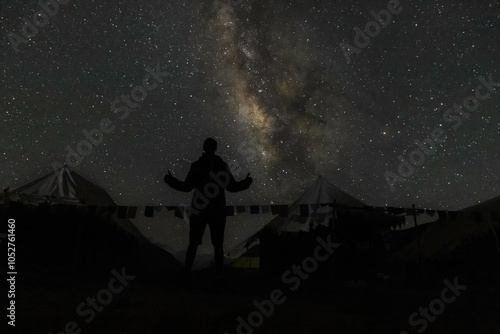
[3,165,144,238]
[464,195,500,213]
[4,165,115,205]
[395,196,500,261]
[226,175,365,251]
[235,176,366,274]
[225,176,366,272]
[294,175,365,207]
[264,176,365,233]
[2,166,183,277]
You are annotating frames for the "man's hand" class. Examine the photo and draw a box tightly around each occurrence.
[164,170,175,184]
[244,173,253,185]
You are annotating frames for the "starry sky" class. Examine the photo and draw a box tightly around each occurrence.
[1,0,499,210]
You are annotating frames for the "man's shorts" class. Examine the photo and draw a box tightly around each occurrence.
[189,211,226,246]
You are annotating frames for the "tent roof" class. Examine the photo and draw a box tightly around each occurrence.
[395,211,497,260]
[293,176,364,207]
[463,195,500,213]
[265,176,365,233]
[9,165,115,205]
[5,166,151,241]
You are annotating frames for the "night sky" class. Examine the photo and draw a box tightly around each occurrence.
[1,0,499,210]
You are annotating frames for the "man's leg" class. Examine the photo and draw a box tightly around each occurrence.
[214,242,224,275]
[186,216,206,274]
[185,243,198,274]
[209,214,226,275]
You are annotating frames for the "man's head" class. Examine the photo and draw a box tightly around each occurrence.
[203,137,217,155]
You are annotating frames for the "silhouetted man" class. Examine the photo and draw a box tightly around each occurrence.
[164,138,252,277]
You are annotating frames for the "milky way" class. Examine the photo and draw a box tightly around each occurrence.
[1,0,499,210]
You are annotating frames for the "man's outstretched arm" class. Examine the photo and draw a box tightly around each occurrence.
[226,166,253,192]
[164,170,194,192]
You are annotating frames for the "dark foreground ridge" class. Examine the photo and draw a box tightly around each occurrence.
[2,202,500,334]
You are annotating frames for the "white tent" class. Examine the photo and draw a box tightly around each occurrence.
[265,176,365,233]
[295,176,365,207]
[5,165,115,206]
[3,166,144,238]
[464,195,500,214]
[395,195,500,261]
[224,176,366,266]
